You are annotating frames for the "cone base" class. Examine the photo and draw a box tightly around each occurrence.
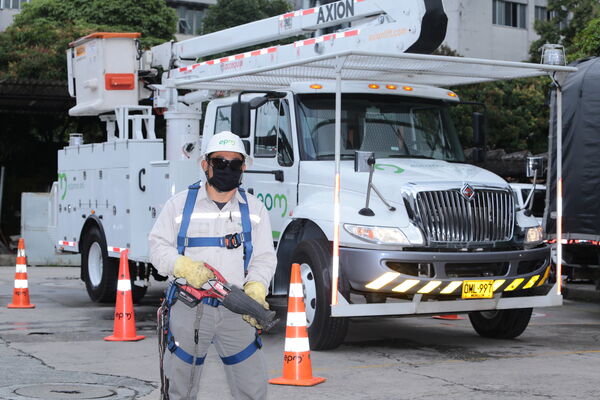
[269,376,326,386]
[104,334,145,342]
[432,315,464,320]
[8,303,35,309]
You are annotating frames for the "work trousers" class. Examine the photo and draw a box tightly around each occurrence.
[164,300,268,400]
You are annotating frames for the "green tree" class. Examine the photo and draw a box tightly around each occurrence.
[529,0,600,62]
[569,17,600,59]
[0,0,177,80]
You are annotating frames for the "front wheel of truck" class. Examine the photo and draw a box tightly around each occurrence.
[468,308,533,339]
[292,239,349,350]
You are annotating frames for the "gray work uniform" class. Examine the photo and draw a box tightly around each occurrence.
[149,184,277,400]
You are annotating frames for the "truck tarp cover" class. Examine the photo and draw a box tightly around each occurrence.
[546,57,600,240]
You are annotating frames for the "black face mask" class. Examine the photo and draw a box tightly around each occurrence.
[206,166,243,192]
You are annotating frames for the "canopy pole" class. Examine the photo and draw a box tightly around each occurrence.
[331,57,344,306]
[555,85,563,295]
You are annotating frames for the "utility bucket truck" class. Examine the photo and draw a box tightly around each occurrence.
[40,0,575,350]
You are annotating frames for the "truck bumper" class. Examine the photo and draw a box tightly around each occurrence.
[339,245,552,302]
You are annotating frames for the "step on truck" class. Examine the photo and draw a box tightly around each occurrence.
[41,0,575,349]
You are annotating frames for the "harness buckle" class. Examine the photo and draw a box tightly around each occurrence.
[184,237,189,247]
[224,233,242,249]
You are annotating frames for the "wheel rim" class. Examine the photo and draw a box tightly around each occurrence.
[88,242,103,288]
[300,263,317,327]
[480,311,499,319]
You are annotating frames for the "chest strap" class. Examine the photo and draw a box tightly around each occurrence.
[176,182,253,272]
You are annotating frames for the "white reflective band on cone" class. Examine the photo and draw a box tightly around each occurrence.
[117,280,132,291]
[17,249,25,257]
[286,312,307,327]
[16,264,27,273]
[288,283,303,298]
[15,280,28,289]
[284,337,311,352]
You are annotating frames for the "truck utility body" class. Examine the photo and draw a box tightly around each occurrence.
[46,0,576,349]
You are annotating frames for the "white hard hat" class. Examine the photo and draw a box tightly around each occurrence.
[203,131,249,160]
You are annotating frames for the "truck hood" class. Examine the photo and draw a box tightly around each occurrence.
[300,158,508,200]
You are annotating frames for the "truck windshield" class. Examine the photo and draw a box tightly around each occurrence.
[296,94,465,162]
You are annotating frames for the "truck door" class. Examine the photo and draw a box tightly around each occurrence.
[244,97,298,242]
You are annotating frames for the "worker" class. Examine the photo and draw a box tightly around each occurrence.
[149,131,277,400]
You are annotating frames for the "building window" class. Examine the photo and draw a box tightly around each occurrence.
[1,0,29,9]
[493,0,527,29]
[176,6,204,35]
[534,6,549,21]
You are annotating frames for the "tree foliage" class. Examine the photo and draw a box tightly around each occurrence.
[202,0,292,34]
[0,0,177,80]
[570,17,600,60]
[529,0,600,62]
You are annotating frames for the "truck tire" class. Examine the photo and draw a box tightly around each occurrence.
[81,226,118,303]
[468,308,533,339]
[291,239,349,350]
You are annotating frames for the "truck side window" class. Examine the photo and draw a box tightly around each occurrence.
[254,100,294,166]
[214,106,232,133]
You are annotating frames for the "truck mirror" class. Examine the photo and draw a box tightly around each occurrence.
[249,96,269,109]
[526,156,544,178]
[231,102,251,138]
[472,112,486,147]
[354,151,375,173]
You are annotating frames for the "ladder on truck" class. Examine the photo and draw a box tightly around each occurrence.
[148,0,576,316]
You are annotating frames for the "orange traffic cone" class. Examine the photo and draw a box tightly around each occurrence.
[8,238,35,309]
[104,249,145,341]
[433,314,464,320]
[269,263,325,386]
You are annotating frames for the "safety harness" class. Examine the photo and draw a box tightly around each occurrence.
[162,181,261,367]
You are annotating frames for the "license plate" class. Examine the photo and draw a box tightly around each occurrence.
[461,280,494,299]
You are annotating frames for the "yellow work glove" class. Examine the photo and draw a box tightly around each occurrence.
[173,255,215,288]
[242,281,269,329]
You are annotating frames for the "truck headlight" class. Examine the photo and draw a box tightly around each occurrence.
[525,226,543,245]
[344,224,410,245]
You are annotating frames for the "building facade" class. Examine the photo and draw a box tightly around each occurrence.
[0,0,29,32]
[443,0,550,61]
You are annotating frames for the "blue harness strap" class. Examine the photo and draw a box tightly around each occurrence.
[238,188,253,272]
[177,182,201,255]
[176,182,253,273]
[220,332,263,365]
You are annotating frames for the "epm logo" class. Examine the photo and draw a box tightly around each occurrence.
[257,193,288,218]
[317,0,355,24]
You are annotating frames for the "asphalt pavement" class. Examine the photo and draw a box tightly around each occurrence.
[1,265,599,400]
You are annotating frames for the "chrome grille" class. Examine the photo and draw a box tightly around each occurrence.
[414,189,515,243]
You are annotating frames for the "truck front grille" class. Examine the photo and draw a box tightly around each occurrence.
[414,189,515,243]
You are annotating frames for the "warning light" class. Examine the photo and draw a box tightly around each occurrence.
[448,91,457,97]
[310,84,323,89]
[403,86,413,91]
[368,84,380,89]
[386,84,398,90]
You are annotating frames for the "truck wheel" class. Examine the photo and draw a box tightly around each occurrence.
[81,226,118,303]
[468,308,533,339]
[292,239,349,350]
